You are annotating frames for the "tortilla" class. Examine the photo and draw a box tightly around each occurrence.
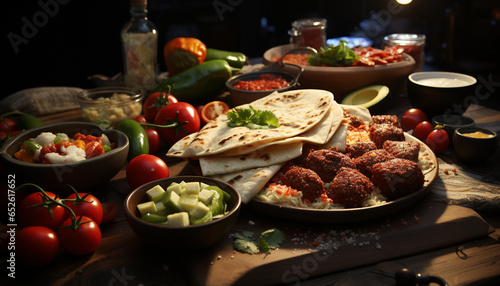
[199,142,303,176]
[210,163,285,204]
[167,89,334,158]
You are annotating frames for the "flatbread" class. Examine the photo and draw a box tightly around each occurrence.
[199,142,303,176]
[167,89,334,158]
[209,163,285,204]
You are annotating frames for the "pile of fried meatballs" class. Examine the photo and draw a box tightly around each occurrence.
[269,114,426,208]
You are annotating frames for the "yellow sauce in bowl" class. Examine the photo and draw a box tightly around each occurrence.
[462,131,495,139]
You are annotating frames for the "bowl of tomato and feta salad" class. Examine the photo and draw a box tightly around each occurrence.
[0,122,129,192]
[124,176,241,251]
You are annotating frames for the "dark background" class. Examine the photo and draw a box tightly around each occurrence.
[2,0,499,101]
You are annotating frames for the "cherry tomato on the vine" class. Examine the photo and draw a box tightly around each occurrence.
[58,216,101,256]
[101,202,119,224]
[426,129,449,154]
[64,193,103,225]
[401,108,428,131]
[143,92,178,123]
[133,115,148,125]
[18,192,66,230]
[145,128,161,154]
[126,154,169,189]
[0,117,17,133]
[413,121,434,141]
[17,226,59,266]
[154,102,200,145]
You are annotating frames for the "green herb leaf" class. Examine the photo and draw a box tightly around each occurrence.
[234,235,260,254]
[257,236,271,254]
[227,106,280,129]
[260,228,286,249]
[233,228,285,255]
[308,40,359,67]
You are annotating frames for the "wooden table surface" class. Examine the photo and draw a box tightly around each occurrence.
[2,95,500,286]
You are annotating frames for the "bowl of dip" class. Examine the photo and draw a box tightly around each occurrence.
[407,72,477,117]
[453,127,498,163]
[432,114,475,140]
[226,67,301,106]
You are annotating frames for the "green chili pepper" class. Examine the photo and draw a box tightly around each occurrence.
[141,213,168,224]
[0,111,43,130]
[205,48,248,69]
[103,145,112,153]
[117,119,149,160]
[23,140,42,153]
[151,59,239,104]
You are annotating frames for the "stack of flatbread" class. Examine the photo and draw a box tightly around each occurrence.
[167,89,353,203]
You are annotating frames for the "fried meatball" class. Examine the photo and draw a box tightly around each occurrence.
[305,149,356,182]
[371,158,425,199]
[369,123,405,148]
[353,149,396,177]
[343,109,365,127]
[345,142,378,158]
[326,167,374,208]
[291,143,317,167]
[280,166,325,202]
[371,115,401,128]
[383,140,421,162]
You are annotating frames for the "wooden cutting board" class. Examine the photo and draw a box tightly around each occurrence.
[181,200,493,286]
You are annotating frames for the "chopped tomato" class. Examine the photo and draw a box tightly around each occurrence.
[85,141,105,158]
[200,101,230,123]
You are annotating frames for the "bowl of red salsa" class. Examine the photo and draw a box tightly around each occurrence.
[226,70,301,106]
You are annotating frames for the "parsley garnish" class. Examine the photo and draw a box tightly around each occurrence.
[233,228,286,254]
[226,106,280,129]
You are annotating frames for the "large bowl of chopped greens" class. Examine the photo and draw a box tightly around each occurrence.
[263,42,415,101]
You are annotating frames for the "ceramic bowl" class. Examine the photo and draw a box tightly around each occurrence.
[0,122,129,193]
[262,44,415,101]
[407,72,477,118]
[226,67,302,106]
[77,86,144,129]
[124,176,241,251]
[432,114,475,139]
[453,127,499,163]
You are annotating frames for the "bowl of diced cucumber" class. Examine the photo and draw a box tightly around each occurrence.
[124,176,241,251]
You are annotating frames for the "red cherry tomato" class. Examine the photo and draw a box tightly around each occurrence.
[133,115,148,125]
[413,121,434,141]
[154,102,200,145]
[58,216,101,256]
[143,92,178,123]
[426,129,449,154]
[101,202,119,224]
[145,128,161,154]
[200,101,230,124]
[0,117,17,133]
[401,108,428,131]
[17,226,59,266]
[64,193,103,225]
[18,192,66,230]
[126,154,169,189]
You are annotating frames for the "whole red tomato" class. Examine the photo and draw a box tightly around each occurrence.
[64,193,103,225]
[401,108,428,131]
[143,92,178,123]
[154,102,200,145]
[145,128,161,154]
[426,129,449,154]
[413,121,434,141]
[58,216,101,256]
[126,154,169,189]
[0,117,17,133]
[101,202,119,224]
[133,115,148,125]
[18,192,66,230]
[17,226,59,266]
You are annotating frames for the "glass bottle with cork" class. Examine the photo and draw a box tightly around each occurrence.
[121,0,158,90]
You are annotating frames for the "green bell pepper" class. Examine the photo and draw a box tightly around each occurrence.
[117,119,149,160]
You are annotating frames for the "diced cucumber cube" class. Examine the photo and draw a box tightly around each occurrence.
[198,189,216,205]
[200,182,209,190]
[180,194,198,212]
[141,213,167,224]
[167,212,190,227]
[137,201,157,216]
[189,201,211,219]
[146,185,166,202]
[161,190,181,213]
[184,182,201,195]
[155,201,169,215]
[167,183,182,195]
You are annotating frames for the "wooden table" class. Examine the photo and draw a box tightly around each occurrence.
[2,96,500,286]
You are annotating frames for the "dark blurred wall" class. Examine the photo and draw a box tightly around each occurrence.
[2,0,499,99]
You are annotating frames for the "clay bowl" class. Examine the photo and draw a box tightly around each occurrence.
[453,127,499,163]
[124,176,241,251]
[0,122,129,193]
[262,43,415,101]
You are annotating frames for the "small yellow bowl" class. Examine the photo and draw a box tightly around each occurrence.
[453,127,499,163]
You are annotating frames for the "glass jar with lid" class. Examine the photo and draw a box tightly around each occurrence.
[288,18,327,51]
